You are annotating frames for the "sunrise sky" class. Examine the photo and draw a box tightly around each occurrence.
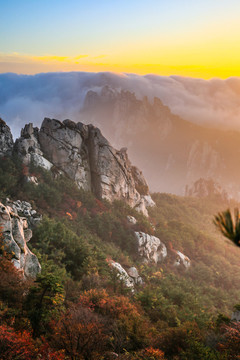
[1,0,240,78]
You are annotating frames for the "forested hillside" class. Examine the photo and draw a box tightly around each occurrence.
[0,156,240,359]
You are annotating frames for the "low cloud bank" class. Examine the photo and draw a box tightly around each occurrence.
[1,72,240,138]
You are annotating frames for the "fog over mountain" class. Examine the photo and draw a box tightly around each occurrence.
[2,71,240,196]
[1,72,240,140]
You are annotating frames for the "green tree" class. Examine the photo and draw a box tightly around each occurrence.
[214,208,240,247]
[25,271,64,338]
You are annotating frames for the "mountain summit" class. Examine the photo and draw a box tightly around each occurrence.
[1,117,155,217]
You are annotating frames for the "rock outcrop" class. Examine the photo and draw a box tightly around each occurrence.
[127,266,143,285]
[108,260,135,290]
[173,250,191,269]
[231,309,240,322]
[127,215,137,225]
[0,201,41,278]
[0,118,14,157]
[185,178,228,200]
[14,123,52,170]
[108,260,143,290]
[6,199,42,227]
[13,118,155,216]
[134,231,167,263]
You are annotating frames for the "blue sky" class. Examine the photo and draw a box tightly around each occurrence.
[1,0,240,78]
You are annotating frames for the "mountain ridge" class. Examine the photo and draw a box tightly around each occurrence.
[80,86,240,198]
[0,117,155,217]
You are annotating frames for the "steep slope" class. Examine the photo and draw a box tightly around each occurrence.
[80,87,240,197]
[0,143,240,358]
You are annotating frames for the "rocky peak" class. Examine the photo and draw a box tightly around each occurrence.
[0,118,14,157]
[185,178,228,200]
[14,122,52,170]
[10,117,155,216]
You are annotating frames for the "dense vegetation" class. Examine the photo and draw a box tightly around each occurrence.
[0,156,240,359]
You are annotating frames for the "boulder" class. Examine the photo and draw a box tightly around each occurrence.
[108,260,134,290]
[127,215,137,225]
[127,266,143,284]
[134,231,167,263]
[173,250,191,269]
[0,201,41,278]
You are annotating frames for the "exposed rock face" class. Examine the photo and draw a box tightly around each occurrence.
[6,199,42,227]
[39,118,91,191]
[127,215,137,225]
[134,231,167,263]
[173,250,191,269]
[0,201,41,278]
[108,260,134,290]
[0,118,14,157]
[127,266,143,285]
[1,117,154,215]
[231,310,240,322]
[185,178,228,200]
[14,123,52,170]
[108,260,143,290]
[13,118,154,216]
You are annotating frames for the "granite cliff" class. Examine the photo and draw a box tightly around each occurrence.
[1,117,155,217]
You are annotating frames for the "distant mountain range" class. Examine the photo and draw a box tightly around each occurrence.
[1,72,240,196]
[80,86,240,197]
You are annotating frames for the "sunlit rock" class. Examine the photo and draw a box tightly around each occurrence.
[0,201,41,278]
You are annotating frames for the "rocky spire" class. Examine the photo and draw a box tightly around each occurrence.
[0,118,14,157]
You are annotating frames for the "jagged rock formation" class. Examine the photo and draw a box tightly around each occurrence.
[11,118,154,216]
[14,123,52,170]
[108,260,142,290]
[134,231,191,268]
[5,199,42,227]
[108,260,135,290]
[0,201,41,278]
[80,86,240,198]
[134,231,167,263]
[185,178,228,200]
[0,118,13,157]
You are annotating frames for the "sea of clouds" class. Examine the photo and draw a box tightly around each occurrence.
[1,71,240,138]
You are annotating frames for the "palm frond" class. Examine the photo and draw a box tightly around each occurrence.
[214,208,240,247]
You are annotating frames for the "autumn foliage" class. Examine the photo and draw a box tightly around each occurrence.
[0,324,65,360]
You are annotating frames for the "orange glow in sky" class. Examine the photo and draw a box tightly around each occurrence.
[1,1,240,79]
